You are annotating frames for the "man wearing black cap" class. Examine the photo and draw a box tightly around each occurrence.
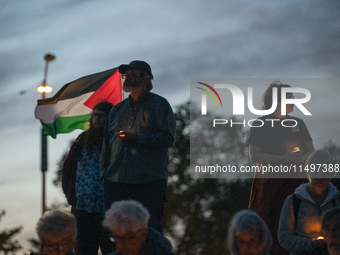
[101,60,176,234]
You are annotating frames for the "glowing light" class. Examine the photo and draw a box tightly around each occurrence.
[118,131,125,137]
[293,147,301,153]
[37,85,53,93]
[313,236,325,240]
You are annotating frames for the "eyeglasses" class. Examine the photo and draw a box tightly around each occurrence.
[121,72,146,80]
[112,228,145,243]
[43,243,69,252]
[92,113,107,118]
[124,73,140,79]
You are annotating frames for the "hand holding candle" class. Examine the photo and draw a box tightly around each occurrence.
[283,149,304,164]
[292,147,300,153]
[118,131,126,137]
[313,236,325,241]
[117,131,137,144]
[312,237,327,253]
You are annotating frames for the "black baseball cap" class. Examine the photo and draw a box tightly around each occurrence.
[118,60,153,79]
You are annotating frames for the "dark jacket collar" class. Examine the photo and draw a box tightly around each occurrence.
[128,90,151,108]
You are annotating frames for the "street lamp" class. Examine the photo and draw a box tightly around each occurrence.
[38,53,55,215]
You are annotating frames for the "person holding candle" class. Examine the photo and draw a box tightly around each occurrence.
[247,80,315,254]
[278,150,340,255]
[322,207,340,255]
[101,61,176,234]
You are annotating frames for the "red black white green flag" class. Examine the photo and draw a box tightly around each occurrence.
[34,68,122,138]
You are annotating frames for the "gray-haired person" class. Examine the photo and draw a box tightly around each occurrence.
[227,210,272,255]
[35,210,77,255]
[103,200,175,255]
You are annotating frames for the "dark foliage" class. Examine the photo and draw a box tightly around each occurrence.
[163,101,252,255]
[0,210,22,254]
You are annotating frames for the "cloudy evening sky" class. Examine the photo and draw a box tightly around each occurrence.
[0,0,339,252]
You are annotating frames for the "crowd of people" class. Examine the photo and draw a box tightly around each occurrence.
[245,81,339,255]
[30,62,340,255]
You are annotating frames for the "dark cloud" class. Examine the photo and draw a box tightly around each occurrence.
[0,1,339,250]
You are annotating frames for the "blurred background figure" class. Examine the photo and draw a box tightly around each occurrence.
[279,150,339,255]
[62,101,115,255]
[227,210,272,255]
[322,207,340,255]
[103,200,175,255]
[35,210,77,255]
[247,80,315,254]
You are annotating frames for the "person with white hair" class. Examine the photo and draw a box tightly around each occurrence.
[103,200,175,255]
[35,210,77,255]
[227,210,272,255]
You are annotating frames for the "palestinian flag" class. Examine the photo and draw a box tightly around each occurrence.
[35,67,122,138]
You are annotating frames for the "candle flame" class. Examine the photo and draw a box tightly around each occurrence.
[118,131,125,137]
[292,147,300,153]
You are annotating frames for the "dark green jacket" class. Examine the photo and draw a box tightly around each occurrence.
[101,91,175,184]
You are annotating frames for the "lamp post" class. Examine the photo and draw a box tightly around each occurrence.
[37,53,55,215]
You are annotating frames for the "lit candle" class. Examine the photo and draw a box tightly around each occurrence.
[292,147,300,153]
[313,236,325,241]
[118,131,125,137]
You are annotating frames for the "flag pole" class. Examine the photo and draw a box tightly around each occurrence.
[38,53,55,216]
[122,76,124,100]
